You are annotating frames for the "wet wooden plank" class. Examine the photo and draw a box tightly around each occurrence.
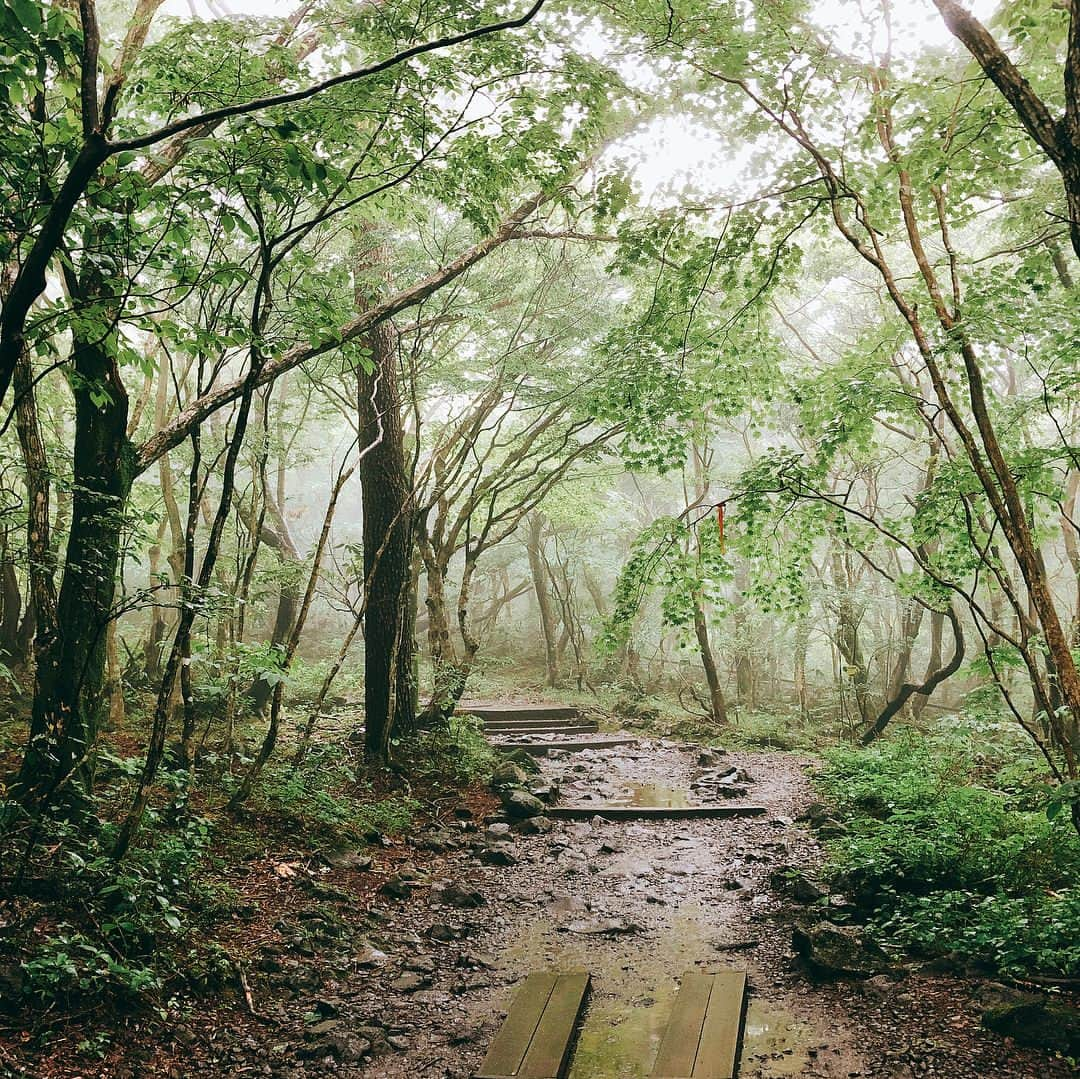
[474,971,590,1079]
[549,805,767,821]
[651,972,713,1078]
[485,724,600,736]
[459,705,582,723]
[518,972,590,1078]
[495,737,637,756]
[693,970,746,1078]
[475,973,558,1078]
[650,970,747,1079]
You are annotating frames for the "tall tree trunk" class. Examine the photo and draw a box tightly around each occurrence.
[18,320,135,804]
[1062,470,1080,646]
[886,598,925,705]
[354,232,415,760]
[911,609,945,721]
[0,538,23,664]
[863,605,965,743]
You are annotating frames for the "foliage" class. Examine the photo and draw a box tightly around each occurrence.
[3,795,216,1005]
[816,732,1080,976]
[252,743,419,840]
[402,713,501,786]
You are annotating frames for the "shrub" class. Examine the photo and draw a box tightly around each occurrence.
[816,732,1080,976]
[402,713,501,786]
[255,742,419,840]
[7,794,216,1006]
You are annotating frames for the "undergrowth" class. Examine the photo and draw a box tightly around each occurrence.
[816,729,1080,977]
[0,710,495,1024]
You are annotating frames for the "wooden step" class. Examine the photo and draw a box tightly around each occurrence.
[459,705,582,724]
[475,971,590,1079]
[651,970,747,1079]
[485,724,600,736]
[482,717,594,728]
[548,804,767,821]
[494,737,637,756]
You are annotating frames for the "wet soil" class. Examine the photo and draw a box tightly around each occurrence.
[6,737,1075,1078]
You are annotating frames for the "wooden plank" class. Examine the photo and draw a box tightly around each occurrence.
[549,805,767,821]
[486,725,600,737]
[650,973,713,1078]
[518,972,590,1078]
[693,970,746,1079]
[460,705,582,723]
[495,737,637,756]
[475,972,558,1079]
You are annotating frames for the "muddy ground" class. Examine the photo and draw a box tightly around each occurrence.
[6,736,1074,1079]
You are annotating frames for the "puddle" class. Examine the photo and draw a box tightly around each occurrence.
[741,1000,815,1076]
[490,903,819,1078]
[606,782,690,809]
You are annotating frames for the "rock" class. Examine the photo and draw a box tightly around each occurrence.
[982,999,1080,1056]
[566,917,643,936]
[816,820,849,839]
[718,785,749,799]
[432,880,485,908]
[390,972,428,992]
[379,874,413,900]
[546,896,589,915]
[426,923,460,942]
[306,1019,342,1036]
[480,843,518,866]
[485,823,512,840]
[769,865,827,903]
[321,847,373,871]
[697,749,725,767]
[415,830,456,853]
[491,761,529,788]
[300,1033,371,1063]
[447,1023,483,1045]
[500,789,545,819]
[792,921,891,979]
[516,816,554,835]
[859,974,898,1001]
[356,945,389,968]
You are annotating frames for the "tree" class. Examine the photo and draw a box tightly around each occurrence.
[932,0,1080,260]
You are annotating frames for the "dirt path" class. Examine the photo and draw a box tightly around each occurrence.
[126,738,1074,1079]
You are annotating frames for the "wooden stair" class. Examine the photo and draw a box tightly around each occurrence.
[498,737,637,756]
[650,970,747,1079]
[459,705,583,725]
[475,971,590,1079]
[548,804,767,821]
[486,722,600,736]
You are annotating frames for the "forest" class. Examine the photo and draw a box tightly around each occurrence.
[0,0,1079,1076]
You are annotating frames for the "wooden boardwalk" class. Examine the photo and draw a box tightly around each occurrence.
[475,971,590,1079]
[548,804,767,821]
[475,969,747,1078]
[651,970,747,1079]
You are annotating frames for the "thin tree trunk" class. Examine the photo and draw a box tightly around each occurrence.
[863,605,964,743]
[230,461,355,806]
[526,513,559,687]
[692,590,727,725]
